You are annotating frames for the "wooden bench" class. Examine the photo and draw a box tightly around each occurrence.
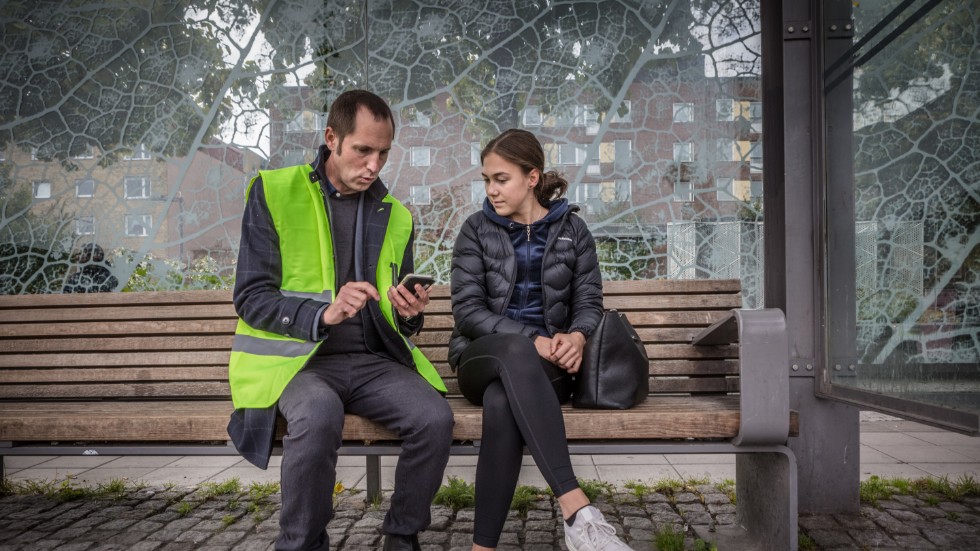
[0,279,798,550]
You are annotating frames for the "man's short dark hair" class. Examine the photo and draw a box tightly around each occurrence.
[326,90,395,151]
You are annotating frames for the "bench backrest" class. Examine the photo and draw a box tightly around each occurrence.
[0,279,741,401]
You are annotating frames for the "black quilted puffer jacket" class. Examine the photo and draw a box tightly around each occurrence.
[448,198,604,369]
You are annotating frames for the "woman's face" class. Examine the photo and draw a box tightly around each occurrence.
[481,152,539,222]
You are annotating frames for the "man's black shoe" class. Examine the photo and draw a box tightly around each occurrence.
[382,533,421,551]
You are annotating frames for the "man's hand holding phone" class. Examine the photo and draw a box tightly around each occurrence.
[388,273,435,319]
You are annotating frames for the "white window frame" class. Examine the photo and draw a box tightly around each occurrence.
[584,105,599,135]
[749,101,763,132]
[75,179,95,198]
[410,146,431,167]
[673,142,693,163]
[75,216,95,236]
[613,178,632,202]
[125,214,152,237]
[125,177,151,199]
[587,155,600,176]
[410,185,431,205]
[609,100,632,123]
[717,99,735,121]
[522,105,542,127]
[716,177,736,202]
[749,141,763,173]
[614,140,632,168]
[573,183,601,203]
[558,144,586,166]
[716,139,735,161]
[124,143,152,161]
[470,142,481,166]
[674,180,693,202]
[470,180,485,204]
[672,103,694,123]
[33,181,52,199]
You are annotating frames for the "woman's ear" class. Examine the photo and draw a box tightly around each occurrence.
[529,168,540,188]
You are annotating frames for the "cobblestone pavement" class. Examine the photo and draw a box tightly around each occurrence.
[2,483,980,550]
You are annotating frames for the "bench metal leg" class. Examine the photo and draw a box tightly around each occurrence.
[366,455,381,503]
[694,446,798,551]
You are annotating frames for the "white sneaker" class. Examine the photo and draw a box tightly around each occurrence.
[564,505,634,551]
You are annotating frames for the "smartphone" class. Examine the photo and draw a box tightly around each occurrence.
[399,273,435,296]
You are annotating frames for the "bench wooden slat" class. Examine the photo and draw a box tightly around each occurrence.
[0,289,232,309]
[1,320,236,337]
[0,396,786,442]
[0,367,228,384]
[0,336,233,353]
[0,305,238,324]
[0,351,232,368]
[0,382,230,399]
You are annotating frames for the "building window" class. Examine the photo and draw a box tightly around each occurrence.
[124,143,152,161]
[125,177,151,199]
[674,180,693,202]
[573,183,601,203]
[33,181,52,199]
[522,105,542,127]
[673,142,693,163]
[716,178,736,202]
[749,101,763,132]
[614,179,631,201]
[405,107,431,128]
[75,179,95,198]
[717,99,734,121]
[587,155,600,176]
[558,144,586,165]
[75,216,95,235]
[749,141,763,173]
[410,185,431,205]
[125,214,151,237]
[410,146,431,167]
[584,105,600,135]
[471,180,485,204]
[70,146,94,159]
[716,139,735,162]
[286,110,326,133]
[471,143,481,166]
[609,100,632,123]
[673,103,694,123]
[614,140,632,170]
[751,180,763,198]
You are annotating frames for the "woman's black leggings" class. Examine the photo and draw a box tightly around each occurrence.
[457,333,580,548]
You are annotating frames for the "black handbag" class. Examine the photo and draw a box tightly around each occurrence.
[573,310,649,409]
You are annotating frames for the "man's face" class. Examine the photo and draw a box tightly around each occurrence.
[323,106,394,195]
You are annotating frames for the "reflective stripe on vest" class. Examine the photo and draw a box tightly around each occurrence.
[228,165,446,409]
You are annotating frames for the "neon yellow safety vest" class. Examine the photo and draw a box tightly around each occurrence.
[228,165,446,409]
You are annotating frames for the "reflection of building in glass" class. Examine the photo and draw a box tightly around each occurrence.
[3,141,263,269]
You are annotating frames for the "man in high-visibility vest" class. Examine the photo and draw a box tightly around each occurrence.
[227,90,453,551]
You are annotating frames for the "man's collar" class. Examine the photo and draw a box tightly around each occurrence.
[309,145,339,196]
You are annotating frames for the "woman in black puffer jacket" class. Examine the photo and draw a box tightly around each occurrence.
[450,129,632,551]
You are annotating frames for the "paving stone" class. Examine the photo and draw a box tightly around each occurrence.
[849,528,896,548]
[891,533,937,549]
[806,528,858,548]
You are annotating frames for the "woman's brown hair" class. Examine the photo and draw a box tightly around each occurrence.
[481,128,568,206]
